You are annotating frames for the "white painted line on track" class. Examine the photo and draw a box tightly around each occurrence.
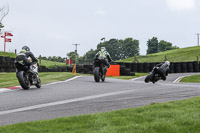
[131,76,146,81]
[0,76,82,94]
[43,76,82,86]
[0,89,137,115]
[0,88,12,93]
[173,76,185,83]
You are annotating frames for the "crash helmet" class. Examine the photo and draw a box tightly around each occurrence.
[164,61,170,66]
[101,47,106,52]
[22,46,30,52]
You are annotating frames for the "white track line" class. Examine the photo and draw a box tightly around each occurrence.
[131,76,146,81]
[0,89,138,115]
[173,75,194,83]
[43,76,82,86]
[0,76,82,94]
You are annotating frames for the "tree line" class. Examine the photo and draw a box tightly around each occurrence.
[39,37,179,64]
[67,37,179,64]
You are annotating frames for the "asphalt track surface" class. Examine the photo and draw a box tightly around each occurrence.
[0,73,200,126]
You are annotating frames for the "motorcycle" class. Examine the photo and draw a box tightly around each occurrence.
[93,58,107,82]
[15,61,41,90]
[144,67,163,83]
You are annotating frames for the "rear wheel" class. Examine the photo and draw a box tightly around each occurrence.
[17,71,30,90]
[94,67,100,82]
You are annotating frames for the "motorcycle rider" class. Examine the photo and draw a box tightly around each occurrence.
[94,47,112,73]
[15,46,38,83]
[153,61,170,81]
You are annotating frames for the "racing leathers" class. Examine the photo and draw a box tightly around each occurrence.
[153,62,170,81]
[94,50,112,69]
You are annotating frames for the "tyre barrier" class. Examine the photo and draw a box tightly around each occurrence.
[169,62,174,73]
[131,63,137,72]
[137,63,143,73]
[180,62,187,73]
[174,62,181,73]
[1,55,200,74]
[193,61,199,72]
[187,62,193,72]
[143,63,149,73]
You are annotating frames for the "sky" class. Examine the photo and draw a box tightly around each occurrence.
[0,0,199,57]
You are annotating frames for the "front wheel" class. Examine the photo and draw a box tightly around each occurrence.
[35,74,41,88]
[17,71,30,90]
[144,73,154,83]
[94,67,100,82]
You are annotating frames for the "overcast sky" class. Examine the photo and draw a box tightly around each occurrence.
[0,0,200,57]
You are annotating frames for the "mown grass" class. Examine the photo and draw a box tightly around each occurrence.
[0,51,16,58]
[180,75,200,83]
[0,72,78,88]
[0,97,200,132]
[108,73,147,80]
[119,46,200,63]
[39,60,67,68]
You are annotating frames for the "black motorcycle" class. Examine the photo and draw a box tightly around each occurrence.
[93,58,107,82]
[144,67,163,83]
[15,62,41,90]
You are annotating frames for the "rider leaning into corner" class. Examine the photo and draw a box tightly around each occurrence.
[15,46,38,83]
[94,47,112,73]
[154,61,170,81]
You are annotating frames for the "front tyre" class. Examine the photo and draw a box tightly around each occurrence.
[35,74,41,88]
[17,71,30,90]
[94,67,100,82]
[144,73,154,83]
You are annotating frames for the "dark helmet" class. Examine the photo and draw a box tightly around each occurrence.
[22,46,30,51]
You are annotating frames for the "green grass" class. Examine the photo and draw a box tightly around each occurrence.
[108,73,147,80]
[39,60,67,68]
[180,75,200,83]
[0,72,78,88]
[0,51,16,58]
[0,97,200,132]
[119,46,200,63]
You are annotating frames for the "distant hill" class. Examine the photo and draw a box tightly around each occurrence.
[118,46,200,63]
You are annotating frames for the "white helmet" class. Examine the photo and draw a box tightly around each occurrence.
[164,61,170,66]
[101,47,106,52]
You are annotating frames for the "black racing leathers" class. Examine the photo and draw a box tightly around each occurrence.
[154,63,169,80]
[16,51,38,66]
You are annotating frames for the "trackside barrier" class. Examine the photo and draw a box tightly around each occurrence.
[106,65,120,76]
[1,55,200,74]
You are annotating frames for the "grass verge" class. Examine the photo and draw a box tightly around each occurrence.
[118,46,200,63]
[180,75,200,83]
[108,73,147,80]
[0,97,200,132]
[0,51,16,58]
[0,72,78,88]
[39,60,67,68]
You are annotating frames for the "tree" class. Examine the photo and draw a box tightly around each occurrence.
[122,38,140,59]
[83,49,96,64]
[158,40,179,52]
[0,5,9,33]
[96,38,140,61]
[147,37,159,54]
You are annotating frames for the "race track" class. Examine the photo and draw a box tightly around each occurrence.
[0,73,200,126]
